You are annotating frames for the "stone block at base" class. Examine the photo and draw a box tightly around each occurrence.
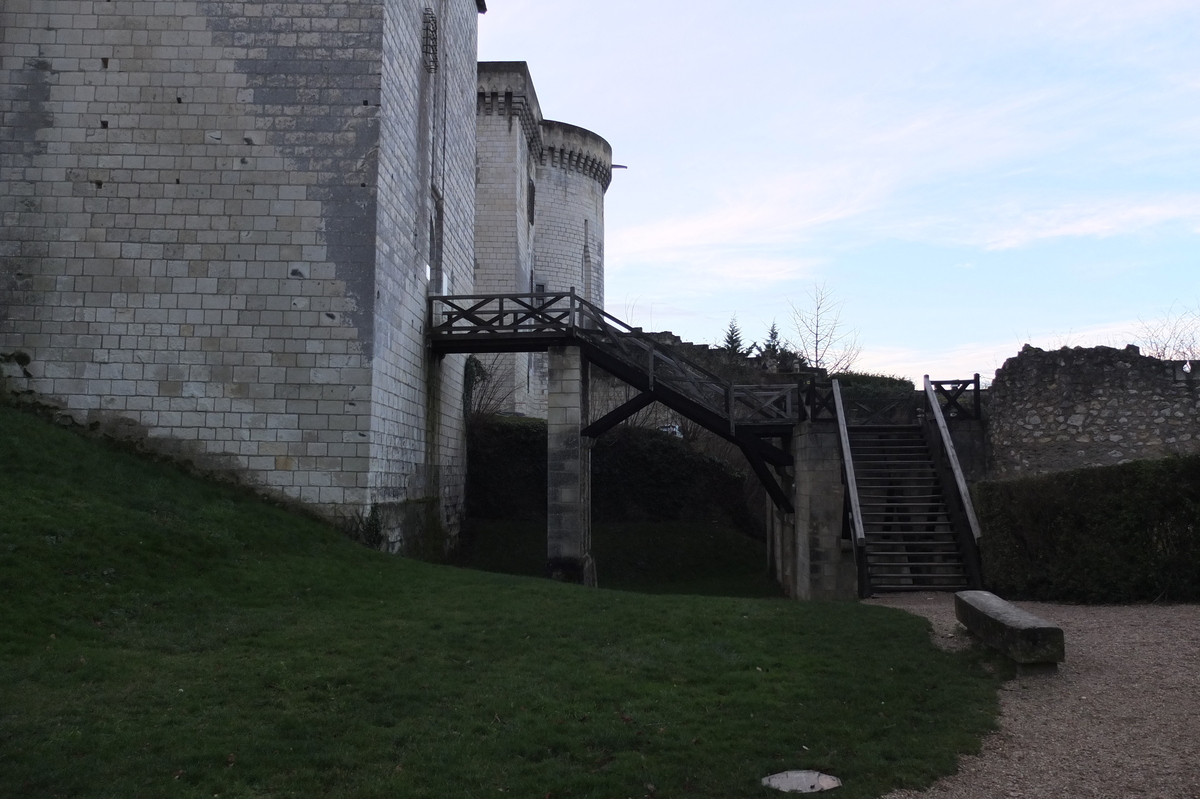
[955,590,1065,664]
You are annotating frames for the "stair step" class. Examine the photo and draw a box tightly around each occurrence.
[866,539,958,546]
[856,464,936,470]
[860,494,944,499]
[851,444,929,449]
[851,445,928,451]
[865,530,957,536]
[862,505,949,511]
[867,550,961,557]
[870,568,967,575]
[870,558,962,563]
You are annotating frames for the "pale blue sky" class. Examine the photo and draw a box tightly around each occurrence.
[479,0,1200,381]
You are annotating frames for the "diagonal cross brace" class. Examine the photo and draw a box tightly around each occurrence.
[581,393,656,439]
[742,445,794,514]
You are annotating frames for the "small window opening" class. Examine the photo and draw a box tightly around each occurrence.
[527,179,536,225]
[100,120,108,128]
[101,58,109,69]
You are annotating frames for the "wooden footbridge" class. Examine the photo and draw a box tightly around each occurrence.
[427,290,806,512]
[427,290,984,597]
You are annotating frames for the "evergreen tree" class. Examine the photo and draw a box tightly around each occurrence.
[762,321,782,357]
[721,316,755,357]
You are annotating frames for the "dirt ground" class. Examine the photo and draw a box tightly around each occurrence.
[866,593,1200,799]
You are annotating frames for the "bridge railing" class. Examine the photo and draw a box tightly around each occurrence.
[928,374,982,420]
[429,291,803,427]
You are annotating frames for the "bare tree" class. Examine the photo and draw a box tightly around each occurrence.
[1132,303,1199,360]
[463,354,516,419]
[789,282,862,373]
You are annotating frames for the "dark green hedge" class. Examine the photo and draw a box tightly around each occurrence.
[465,416,548,522]
[466,416,754,530]
[973,455,1200,602]
[831,372,915,399]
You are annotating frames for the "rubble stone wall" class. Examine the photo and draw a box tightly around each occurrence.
[987,344,1200,478]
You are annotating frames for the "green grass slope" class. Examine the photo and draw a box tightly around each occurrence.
[0,405,1001,798]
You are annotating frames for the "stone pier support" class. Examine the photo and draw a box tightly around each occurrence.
[546,346,595,586]
[785,421,859,600]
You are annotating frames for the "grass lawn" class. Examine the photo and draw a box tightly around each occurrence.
[0,404,1003,798]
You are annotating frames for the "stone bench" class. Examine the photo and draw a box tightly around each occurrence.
[955,590,1065,667]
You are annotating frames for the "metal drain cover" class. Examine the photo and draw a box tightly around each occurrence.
[762,770,842,793]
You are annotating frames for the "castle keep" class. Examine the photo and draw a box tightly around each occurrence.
[1,2,617,551]
[0,1,484,548]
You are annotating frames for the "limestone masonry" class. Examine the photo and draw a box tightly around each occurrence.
[472,61,612,418]
[1,0,487,549]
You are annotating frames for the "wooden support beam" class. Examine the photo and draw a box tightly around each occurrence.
[743,446,794,514]
[581,392,655,439]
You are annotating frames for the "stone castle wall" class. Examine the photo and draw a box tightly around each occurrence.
[472,64,613,420]
[0,0,482,546]
[533,120,610,309]
[473,62,540,416]
[373,0,479,544]
[987,344,1200,478]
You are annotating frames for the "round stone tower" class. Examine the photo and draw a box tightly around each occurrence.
[533,120,613,308]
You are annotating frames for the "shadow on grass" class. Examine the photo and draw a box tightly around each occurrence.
[461,518,785,598]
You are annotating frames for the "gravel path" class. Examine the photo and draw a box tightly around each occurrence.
[866,593,1200,799]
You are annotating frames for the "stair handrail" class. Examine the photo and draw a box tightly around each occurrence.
[923,376,982,542]
[832,379,866,551]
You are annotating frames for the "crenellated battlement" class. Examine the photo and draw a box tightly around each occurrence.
[539,120,613,191]
[477,62,543,157]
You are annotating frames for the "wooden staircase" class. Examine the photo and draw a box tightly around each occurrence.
[848,424,972,593]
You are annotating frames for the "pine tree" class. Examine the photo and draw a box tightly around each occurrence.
[722,316,755,357]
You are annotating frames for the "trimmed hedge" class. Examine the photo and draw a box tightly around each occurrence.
[973,455,1200,602]
[466,416,754,530]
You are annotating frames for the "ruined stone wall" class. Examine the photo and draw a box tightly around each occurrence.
[987,344,1200,478]
[0,0,482,545]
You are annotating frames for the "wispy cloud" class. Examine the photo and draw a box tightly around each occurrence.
[859,318,1140,382]
[488,1,1200,362]
[981,198,1200,249]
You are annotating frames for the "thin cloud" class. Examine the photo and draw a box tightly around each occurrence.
[977,196,1200,249]
[859,318,1139,382]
